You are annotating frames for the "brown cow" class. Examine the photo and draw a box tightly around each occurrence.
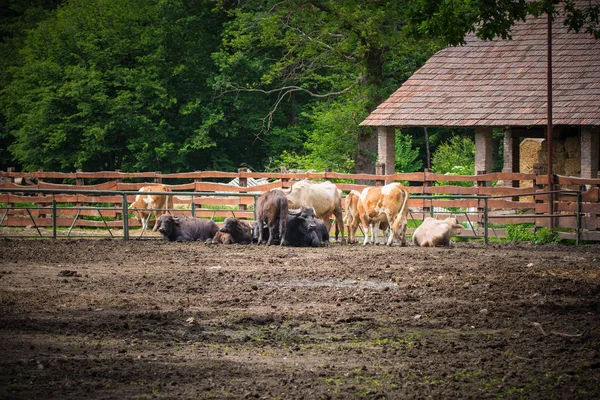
[256,189,288,246]
[345,189,390,244]
[211,217,252,245]
[129,184,173,232]
[412,217,463,247]
[355,183,410,246]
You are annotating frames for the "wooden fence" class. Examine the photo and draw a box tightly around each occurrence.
[1,168,599,241]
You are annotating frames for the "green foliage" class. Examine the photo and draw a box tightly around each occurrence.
[506,225,562,244]
[395,131,422,173]
[431,135,475,186]
[404,0,600,46]
[506,224,534,242]
[532,227,562,245]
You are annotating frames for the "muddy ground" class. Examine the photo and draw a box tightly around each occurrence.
[0,239,599,399]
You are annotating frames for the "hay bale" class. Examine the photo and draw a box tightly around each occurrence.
[564,136,580,158]
[520,138,545,173]
[564,157,581,177]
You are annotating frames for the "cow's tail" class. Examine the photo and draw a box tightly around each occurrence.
[391,186,410,238]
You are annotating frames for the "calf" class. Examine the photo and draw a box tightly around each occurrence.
[256,189,288,245]
[156,215,218,242]
[212,217,252,245]
[284,206,327,247]
[129,184,173,231]
[412,217,463,247]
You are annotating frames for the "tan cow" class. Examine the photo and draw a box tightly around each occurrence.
[355,183,410,246]
[412,217,463,247]
[129,184,173,231]
[284,180,344,243]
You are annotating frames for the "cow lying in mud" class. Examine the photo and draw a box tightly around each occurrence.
[211,217,252,245]
[284,206,329,247]
[156,215,218,242]
[412,217,463,247]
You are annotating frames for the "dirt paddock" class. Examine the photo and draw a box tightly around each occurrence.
[0,239,599,399]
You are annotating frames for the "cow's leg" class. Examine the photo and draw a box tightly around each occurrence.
[151,212,159,231]
[257,219,265,245]
[279,215,287,246]
[334,208,345,244]
[373,221,382,245]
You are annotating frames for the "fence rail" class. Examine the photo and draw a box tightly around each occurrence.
[1,168,599,242]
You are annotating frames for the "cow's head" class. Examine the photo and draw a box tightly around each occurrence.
[289,206,317,231]
[157,215,179,236]
[220,217,240,233]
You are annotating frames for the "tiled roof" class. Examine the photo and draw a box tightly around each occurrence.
[361,12,600,128]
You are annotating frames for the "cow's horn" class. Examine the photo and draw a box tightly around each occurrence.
[288,208,301,216]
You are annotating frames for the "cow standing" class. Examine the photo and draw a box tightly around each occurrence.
[346,189,390,244]
[212,217,252,245]
[285,206,328,247]
[256,189,288,245]
[284,180,345,243]
[156,215,218,242]
[413,217,463,247]
[356,183,410,246]
[129,184,173,232]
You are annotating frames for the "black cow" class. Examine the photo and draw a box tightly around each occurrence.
[156,215,218,242]
[256,189,288,245]
[212,217,252,245]
[284,206,328,247]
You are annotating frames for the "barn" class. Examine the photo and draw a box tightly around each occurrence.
[361,8,600,183]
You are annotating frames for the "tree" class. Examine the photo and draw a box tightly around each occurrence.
[212,0,439,174]
[405,0,600,46]
[395,131,422,173]
[431,135,475,186]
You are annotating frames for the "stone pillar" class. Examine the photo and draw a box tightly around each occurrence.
[377,126,396,182]
[475,127,494,177]
[581,126,599,179]
[502,127,520,187]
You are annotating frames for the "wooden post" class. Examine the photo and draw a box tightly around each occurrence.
[154,172,162,184]
[114,170,122,221]
[422,168,432,216]
[238,167,248,212]
[375,162,385,186]
[37,168,46,219]
[476,170,487,188]
[281,166,289,190]
[7,167,15,183]
[193,170,203,215]
[75,169,84,186]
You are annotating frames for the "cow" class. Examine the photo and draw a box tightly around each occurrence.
[284,206,328,247]
[356,182,410,246]
[256,189,288,245]
[283,180,344,243]
[129,184,173,232]
[412,217,463,247]
[211,217,252,245]
[346,189,392,244]
[156,215,219,242]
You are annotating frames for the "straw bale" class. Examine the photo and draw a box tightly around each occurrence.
[564,157,581,177]
[564,136,580,159]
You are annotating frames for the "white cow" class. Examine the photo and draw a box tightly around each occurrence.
[412,217,463,247]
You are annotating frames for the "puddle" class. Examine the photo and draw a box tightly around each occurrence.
[257,279,399,290]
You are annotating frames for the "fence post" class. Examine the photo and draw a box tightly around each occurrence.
[375,163,385,186]
[122,194,129,240]
[7,167,15,182]
[37,168,47,219]
[484,197,489,245]
[238,168,248,213]
[476,170,487,188]
[52,197,57,239]
[577,191,582,246]
[281,166,289,189]
[423,169,432,217]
